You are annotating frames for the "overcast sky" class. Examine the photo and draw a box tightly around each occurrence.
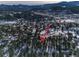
[0,0,78,5]
[0,1,58,5]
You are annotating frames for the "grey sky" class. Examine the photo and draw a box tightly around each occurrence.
[0,1,59,5]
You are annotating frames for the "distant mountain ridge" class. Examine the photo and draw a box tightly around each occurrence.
[0,1,79,11]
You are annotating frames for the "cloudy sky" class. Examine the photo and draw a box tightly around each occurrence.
[0,1,57,5]
[0,0,78,5]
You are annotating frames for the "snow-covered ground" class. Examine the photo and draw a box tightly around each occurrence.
[0,21,17,25]
[40,27,79,39]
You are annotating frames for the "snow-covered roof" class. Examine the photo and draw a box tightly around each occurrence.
[77,35,79,38]
[56,19,75,23]
[76,46,79,49]
[65,19,75,23]
[32,28,36,33]
[40,30,46,35]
